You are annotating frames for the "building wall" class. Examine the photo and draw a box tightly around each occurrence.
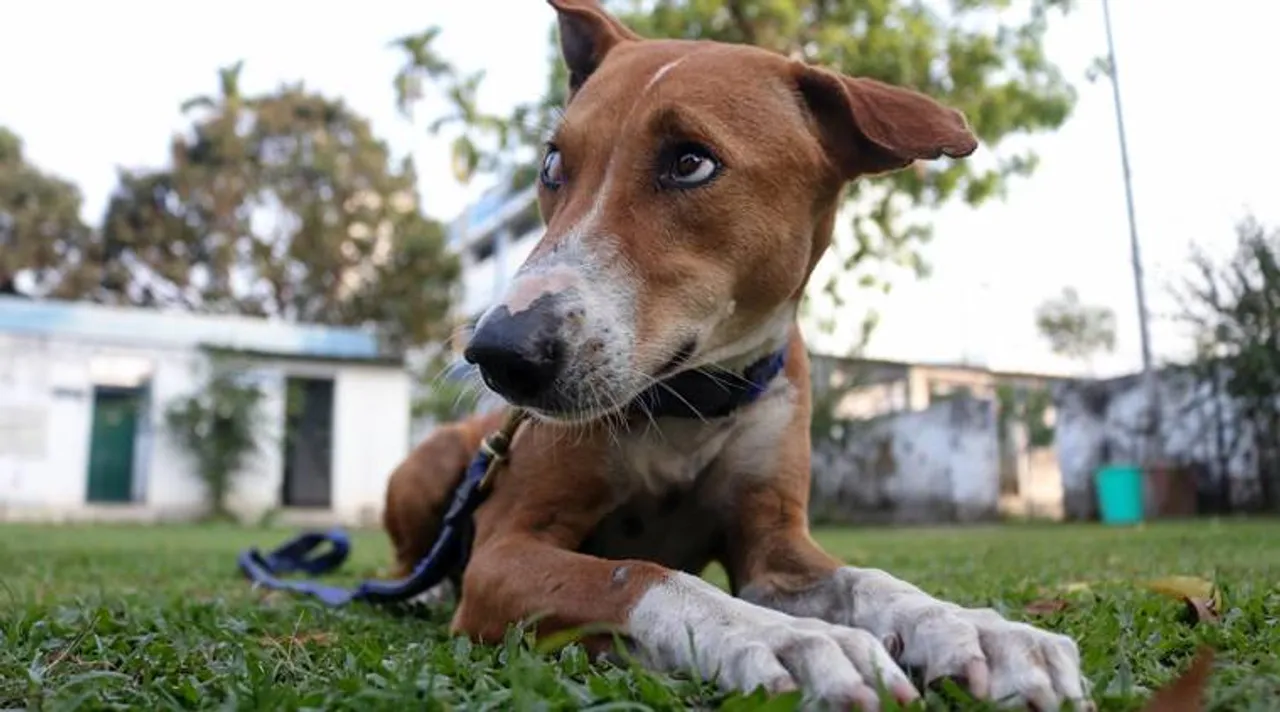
[1053,370,1257,519]
[451,184,541,323]
[458,230,539,320]
[0,331,409,525]
[332,364,411,525]
[810,396,1001,524]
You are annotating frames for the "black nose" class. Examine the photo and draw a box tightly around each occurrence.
[463,298,566,403]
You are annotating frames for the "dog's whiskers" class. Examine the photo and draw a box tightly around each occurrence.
[698,363,756,389]
[625,367,708,428]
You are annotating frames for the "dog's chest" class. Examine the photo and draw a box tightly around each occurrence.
[579,486,725,575]
[577,418,743,573]
[577,381,798,573]
[613,417,738,493]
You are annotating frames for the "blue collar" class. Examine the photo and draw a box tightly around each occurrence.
[628,347,789,419]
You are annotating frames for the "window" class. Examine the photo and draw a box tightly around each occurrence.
[471,236,496,262]
[509,204,542,240]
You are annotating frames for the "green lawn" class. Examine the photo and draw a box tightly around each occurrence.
[2,520,1278,711]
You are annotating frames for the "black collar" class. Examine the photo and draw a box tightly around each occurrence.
[627,348,788,420]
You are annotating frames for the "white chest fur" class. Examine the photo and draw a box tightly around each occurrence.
[609,376,798,498]
[580,378,799,571]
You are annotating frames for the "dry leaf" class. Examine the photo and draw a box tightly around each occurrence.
[1037,581,1096,597]
[1139,646,1214,712]
[1141,576,1223,626]
[1142,576,1215,601]
[1183,597,1220,626]
[1024,598,1070,616]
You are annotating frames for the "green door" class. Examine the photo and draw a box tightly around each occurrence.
[86,388,141,503]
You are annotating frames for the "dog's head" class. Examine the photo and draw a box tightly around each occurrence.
[464,0,977,422]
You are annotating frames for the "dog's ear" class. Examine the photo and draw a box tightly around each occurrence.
[795,65,978,178]
[548,0,639,97]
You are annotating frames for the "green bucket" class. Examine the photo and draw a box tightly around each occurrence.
[1095,464,1144,525]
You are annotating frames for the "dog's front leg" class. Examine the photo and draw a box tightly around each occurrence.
[729,483,1092,710]
[454,536,918,708]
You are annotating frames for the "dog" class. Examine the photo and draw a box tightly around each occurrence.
[384,1,1090,708]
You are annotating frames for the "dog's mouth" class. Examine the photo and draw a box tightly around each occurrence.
[654,339,698,378]
[523,339,700,425]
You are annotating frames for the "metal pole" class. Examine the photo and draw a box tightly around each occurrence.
[1102,0,1161,464]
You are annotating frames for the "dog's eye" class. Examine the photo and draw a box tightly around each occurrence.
[540,147,565,190]
[661,145,720,189]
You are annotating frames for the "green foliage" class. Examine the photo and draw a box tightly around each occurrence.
[808,322,885,446]
[1034,286,1118,369]
[809,369,856,446]
[996,382,1055,448]
[411,354,485,423]
[392,24,566,189]
[1180,215,1280,509]
[102,63,460,349]
[0,126,101,298]
[5,521,1280,708]
[394,0,1078,346]
[808,357,914,452]
[163,358,268,520]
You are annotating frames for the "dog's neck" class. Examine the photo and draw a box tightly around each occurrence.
[629,302,796,420]
[629,345,787,421]
[698,302,797,374]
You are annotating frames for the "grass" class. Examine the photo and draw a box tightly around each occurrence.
[1,520,1278,711]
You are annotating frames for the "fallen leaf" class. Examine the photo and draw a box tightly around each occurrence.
[1024,598,1069,616]
[1183,597,1220,626]
[1142,576,1215,601]
[1139,646,1214,712]
[1141,576,1223,626]
[1036,580,1097,598]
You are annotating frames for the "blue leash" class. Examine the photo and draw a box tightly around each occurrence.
[237,348,788,608]
[237,409,527,606]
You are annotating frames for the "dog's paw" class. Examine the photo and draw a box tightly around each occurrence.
[842,568,1092,710]
[629,572,918,709]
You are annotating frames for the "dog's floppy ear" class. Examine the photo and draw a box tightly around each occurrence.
[795,65,978,177]
[548,0,640,97]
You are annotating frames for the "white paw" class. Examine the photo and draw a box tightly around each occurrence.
[843,569,1092,710]
[629,572,917,709]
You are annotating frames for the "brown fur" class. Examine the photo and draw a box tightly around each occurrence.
[382,408,508,576]
[385,0,976,650]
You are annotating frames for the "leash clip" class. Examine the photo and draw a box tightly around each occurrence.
[478,409,527,491]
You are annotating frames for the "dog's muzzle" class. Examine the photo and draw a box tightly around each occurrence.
[464,293,567,406]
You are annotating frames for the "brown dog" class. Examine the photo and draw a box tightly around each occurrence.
[384,1,1090,708]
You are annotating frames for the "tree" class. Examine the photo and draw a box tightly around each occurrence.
[102,64,460,349]
[411,352,489,424]
[164,353,268,521]
[393,0,1078,340]
[1179,216,1280,510]
[1034,286,1117,371]
[0,126,101,298]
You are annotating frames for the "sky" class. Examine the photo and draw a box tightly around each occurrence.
[3,1,1277,378]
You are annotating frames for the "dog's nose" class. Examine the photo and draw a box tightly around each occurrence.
[464,299,566,403]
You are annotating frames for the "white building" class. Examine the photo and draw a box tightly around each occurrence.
[0,296,410,526]
[445,181,543,350]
